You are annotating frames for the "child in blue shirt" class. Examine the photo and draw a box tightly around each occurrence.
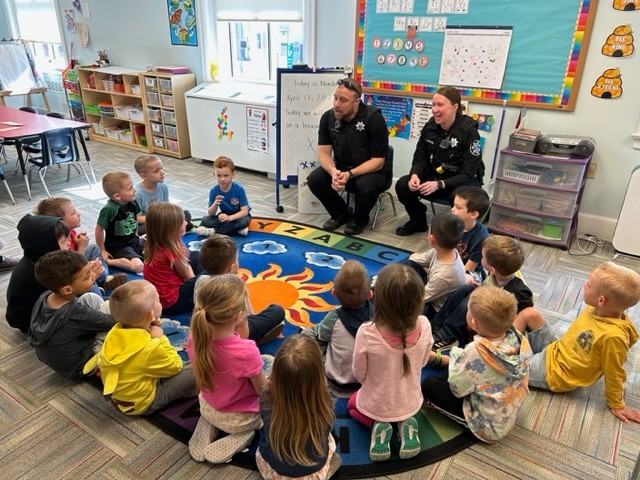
[197,156,251,236]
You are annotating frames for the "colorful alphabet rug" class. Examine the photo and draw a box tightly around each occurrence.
[115,218,476,478]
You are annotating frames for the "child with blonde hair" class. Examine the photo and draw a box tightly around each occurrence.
[83,279,196,415]
[256,335,341,479]
[95,172,144,273]
[515,261,640,424]
[133,154,192,234]
[422,286,531,443]
[143,202,200,315]
[196,156,251,237]
[35,197,126,292]
[186,274,267,464]
[348,263,434,461]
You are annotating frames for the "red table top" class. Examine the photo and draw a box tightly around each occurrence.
[0,105,89,140]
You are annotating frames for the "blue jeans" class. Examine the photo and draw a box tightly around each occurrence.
[85,243,109,285]
[200,214,251,235]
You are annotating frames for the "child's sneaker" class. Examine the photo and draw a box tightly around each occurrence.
[189,417,219,462]
[238,227,249,236]
[432,334,458,352]
[398,416,420,459]
[369,421,392,461]
[256,321,284,347]
[195,226,216,237]
[204,430,255,464]
[101,273,128,291]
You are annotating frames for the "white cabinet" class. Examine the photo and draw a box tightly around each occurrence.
[185,82,277,176]
[488,148,591,249]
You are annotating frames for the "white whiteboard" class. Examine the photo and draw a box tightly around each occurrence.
[276,68,345,182]
[612,165,640,257]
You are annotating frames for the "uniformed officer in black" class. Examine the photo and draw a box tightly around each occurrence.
[307,77,389,236]
[395,86,485,236]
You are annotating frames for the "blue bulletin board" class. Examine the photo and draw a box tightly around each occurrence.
[355,0,598,111]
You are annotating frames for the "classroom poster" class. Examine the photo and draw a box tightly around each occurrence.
[246,106,270,154]
[363,93,413,139]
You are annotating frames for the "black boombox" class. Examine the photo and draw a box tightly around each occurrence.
[535,135,596,157]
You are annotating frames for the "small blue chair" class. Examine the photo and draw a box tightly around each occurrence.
[27,127,92,197]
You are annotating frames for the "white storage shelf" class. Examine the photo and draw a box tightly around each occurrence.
[489,148,591,249]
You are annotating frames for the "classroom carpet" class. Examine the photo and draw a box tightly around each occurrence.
[111,217,477,478]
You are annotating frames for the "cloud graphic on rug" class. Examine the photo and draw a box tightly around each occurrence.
[187,240,205,252]
[160,319,190,352]
[305,252,345,270]
[242,240,287,255]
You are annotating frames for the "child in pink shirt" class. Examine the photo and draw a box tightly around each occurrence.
[348,263,434,462]
[186,274,267,464]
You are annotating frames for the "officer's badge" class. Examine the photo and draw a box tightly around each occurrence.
[356,121,365,131]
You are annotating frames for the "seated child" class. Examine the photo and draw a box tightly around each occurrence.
[6,215,70,334]
[143,202,200,315]
[133,154,192,235]
[349,264,434,462]
[301,259,373,388]
[256,335,341,479]
[514,261,640,424]
[196,156,251,237]
[422,286,532,443]
[431,234,544,351]
[186,274,267,464]
[196,234,284,345]
[83,280,197,415]
[450,186,490,284]
[35,197,127,292]
[95,172,144,274]
[28,250,115,380]
[406,211,466,318]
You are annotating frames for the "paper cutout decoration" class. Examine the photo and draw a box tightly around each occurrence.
[612,0,640,11]
[591,67,623,98]
[471,113,494,132]
[601,25,634,57]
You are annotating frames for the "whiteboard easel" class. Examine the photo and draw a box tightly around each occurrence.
[0,42,50,111]
[275,67,344,212]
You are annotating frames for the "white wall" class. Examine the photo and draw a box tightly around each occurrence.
[57,1,202,82]
[315,1,640,240]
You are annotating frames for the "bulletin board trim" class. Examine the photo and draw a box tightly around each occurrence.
[353,0,598,111]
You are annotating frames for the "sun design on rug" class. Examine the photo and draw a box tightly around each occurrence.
[238,263,335,327]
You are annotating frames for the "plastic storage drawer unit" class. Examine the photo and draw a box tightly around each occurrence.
[146,92,160,105]
[499,150,587,190]
[489,205,572,244]
[164,124,178,138]
[161,110,176,125]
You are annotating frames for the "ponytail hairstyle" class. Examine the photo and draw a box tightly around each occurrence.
[372,263,424,377]
[190,274,248,392]
[264,335,334,466]
[143,202,187,264]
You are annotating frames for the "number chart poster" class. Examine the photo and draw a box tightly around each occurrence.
[356,0,597,109]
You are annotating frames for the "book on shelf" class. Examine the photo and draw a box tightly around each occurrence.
[154,66,191,74]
